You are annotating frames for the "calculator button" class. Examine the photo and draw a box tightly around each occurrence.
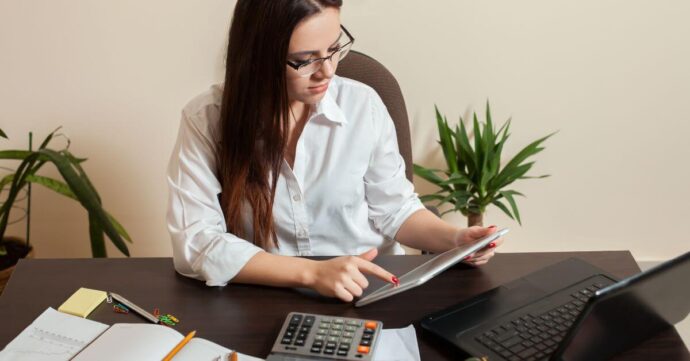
[327,336,338,343]
[363,328,375,335]
[317,329,327,335]
[361,333,372,340]
[346,319,361,326]
[360,339,371,346]
[365,321,377,329]
[341,337,352,344]
[304,316,315,326]
[331,324,343,330]
[330,330,341,336]
[334,319,344,324]
[345,326,357,332]
[287,325,297,332]
[290,314,303,325]
[300,326,311,333]
[284,331,294,338]
[313,340,324,347]
[294,339,305,346]
[324,348,335,355]
[319,323,330,329]
[310,346,322,353]
[337,349,348,356]
[281,337,292,345]
[326,341,337,349]
[357,345,370,354]
[314,335,325,341]
[297,332,308,340]
[339,343,350,350]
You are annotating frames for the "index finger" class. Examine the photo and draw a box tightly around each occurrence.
[353,257,396,284]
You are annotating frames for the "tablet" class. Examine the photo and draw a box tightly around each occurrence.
[354,228,509,307]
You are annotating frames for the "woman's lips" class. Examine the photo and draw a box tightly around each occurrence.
[308,82,329,94]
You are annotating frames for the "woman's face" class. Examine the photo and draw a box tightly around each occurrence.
[286,7,342,105]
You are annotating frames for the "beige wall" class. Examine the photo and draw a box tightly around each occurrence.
[1,0,689,263]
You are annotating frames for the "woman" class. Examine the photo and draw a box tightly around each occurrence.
[167,0,504,302]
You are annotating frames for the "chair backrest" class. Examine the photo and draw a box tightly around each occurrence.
[336,51,413,182]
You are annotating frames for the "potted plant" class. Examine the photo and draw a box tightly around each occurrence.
[414,102,554,227]
[0,127,131,293]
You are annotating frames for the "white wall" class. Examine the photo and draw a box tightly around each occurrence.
[2,0,689,264]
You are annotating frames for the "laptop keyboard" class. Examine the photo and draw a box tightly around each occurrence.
[474,281,608,361]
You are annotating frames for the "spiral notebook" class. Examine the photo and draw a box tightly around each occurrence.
[0,308,263,361]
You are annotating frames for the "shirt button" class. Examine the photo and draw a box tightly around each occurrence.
[292,194,301,202]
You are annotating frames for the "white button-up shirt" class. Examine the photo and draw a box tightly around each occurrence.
[167,75,424,286]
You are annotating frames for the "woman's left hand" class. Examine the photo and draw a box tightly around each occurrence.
[455,225,504,266]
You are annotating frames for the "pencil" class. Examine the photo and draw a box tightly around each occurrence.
[229,351,238,361]
[162,330,196,361]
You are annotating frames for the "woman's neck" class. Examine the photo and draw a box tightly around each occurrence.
[288,100,310,125]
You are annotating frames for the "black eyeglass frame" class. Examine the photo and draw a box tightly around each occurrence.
[286,25,355,71]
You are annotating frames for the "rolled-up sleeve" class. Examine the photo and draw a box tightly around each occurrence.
[363,92,425,240]
[167,109,262,287]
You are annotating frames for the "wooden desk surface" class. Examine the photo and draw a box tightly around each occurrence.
[0,251,687,360]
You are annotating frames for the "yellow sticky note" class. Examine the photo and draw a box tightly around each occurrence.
[58,287,107,318]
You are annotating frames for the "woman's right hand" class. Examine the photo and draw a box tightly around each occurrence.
[304,248,398,302]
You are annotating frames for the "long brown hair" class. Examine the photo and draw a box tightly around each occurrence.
[218,0,342,250]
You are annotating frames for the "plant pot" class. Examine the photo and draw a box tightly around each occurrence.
[0,238,34,296]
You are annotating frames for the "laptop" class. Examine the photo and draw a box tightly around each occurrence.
[421,251,690,361]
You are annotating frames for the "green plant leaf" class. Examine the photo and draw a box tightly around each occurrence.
[500,190,523,225]
[0,152,40,240]
[25,174,74,199]
[473,112,484,186]
[492,199,514,220]
[494,132,555,187]
[454,120,477,178]
[419,194,448,203]
[37,149,130,256]
[38,127,62,150]
[438,172,472,186]
[435,106,459,174]
[20,174,133,243]
[520,174,550,179]
[0,174,14,192]
[105,211,133,243]
[413,164,446,186]
[88,213,107,258]
[0,150,33,160]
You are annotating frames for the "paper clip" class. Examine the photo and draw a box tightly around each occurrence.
[113,304,129,314]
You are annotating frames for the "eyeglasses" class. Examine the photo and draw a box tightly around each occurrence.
[286,25,355,78]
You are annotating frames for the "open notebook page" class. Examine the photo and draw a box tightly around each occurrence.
[72,323,183,361]
[0,307,108,361]
[173,338,264,361]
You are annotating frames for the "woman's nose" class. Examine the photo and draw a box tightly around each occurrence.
[317,58,336,79]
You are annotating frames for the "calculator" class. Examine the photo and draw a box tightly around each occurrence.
[265,312,383,361]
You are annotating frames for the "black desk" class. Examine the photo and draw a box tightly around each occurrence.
[0,252,687,360]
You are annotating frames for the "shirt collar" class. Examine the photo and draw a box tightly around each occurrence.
[313,82,348,125]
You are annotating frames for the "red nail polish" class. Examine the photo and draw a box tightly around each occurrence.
[489,242,496,248]
[391,276,399,285]
[489,225,497,229]
[463,255,471,260]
